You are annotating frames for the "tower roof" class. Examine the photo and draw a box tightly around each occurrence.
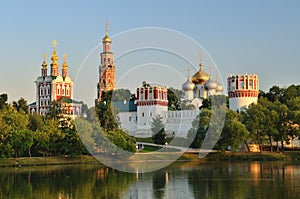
[42,53,47,69]
[51,40,59,64]
[62,54,68,69]
[102,21,112,43]
[182,68,195,91]
[192,51,210,85]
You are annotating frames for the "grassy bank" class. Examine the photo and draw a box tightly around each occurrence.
[0,155,98,167]
[1,152,300,167]
[179,151,300,161]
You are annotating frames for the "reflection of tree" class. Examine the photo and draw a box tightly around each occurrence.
[152,169,166,199]
[92,168,135,199]
[0,165,137,199]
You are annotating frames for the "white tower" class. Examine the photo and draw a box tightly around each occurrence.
[227,74,259,112]
[135,85,168,137]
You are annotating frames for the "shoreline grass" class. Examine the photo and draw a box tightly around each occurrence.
[1,152,300,168]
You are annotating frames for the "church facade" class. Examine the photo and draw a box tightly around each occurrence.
[28,41,82,117]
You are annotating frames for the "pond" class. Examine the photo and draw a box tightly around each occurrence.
[0,161,300,199]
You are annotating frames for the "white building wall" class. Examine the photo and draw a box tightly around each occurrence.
[229,97,258,112]
[162,110,200,138]
[184,90,194,101]
[118,109,200,138]
[118,112,137,136]
[136,105,168,137]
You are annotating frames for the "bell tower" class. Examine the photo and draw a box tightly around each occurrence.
[97,21,116,102]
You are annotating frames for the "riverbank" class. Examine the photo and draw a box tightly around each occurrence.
[1,152,300,167]
[0,155,98,167]
[180,151,300,161]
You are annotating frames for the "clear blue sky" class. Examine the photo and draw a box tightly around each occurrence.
[0,0,299,106]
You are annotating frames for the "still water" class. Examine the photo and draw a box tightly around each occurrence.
[0,161,300,199]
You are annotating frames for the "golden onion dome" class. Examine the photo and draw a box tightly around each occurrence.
[192,63,210,85]
[102,35,112,43]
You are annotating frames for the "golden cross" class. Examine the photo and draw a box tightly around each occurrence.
[43,53,46,61]
[63,54,67,61]
[105,21,109,35]
[200,50,203,64]
[52,40,57,50]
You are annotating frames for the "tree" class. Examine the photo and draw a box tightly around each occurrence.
[168,87,184,110]
[188,107,247,151]
[96,100,119,131]
[242,103,266,152]
[0,93,8,110]
[258,97,279,152]
[46,100,62,120]
[151,115,166,145]
[10,129,33,158]
[187,109,211,149]
[12,97,28,114]
[217,109,248,151]
[111,89,132,102]
[0,106,29,158]
[265,85,284,102]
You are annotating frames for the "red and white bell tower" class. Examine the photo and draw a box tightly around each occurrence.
[97,21,117,101]
[227,74,259,112]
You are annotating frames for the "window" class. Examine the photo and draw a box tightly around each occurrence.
[150,112,152,116]
[57,88,60,95]
[142,112,144,117]
[239,81,244,89]
[104,58,106,64]
[108,58,110,63]
[129,116,132,121]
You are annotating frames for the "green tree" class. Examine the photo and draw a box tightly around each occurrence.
[258,97,279,152]
[265,85,284,102]
[0,93,8,110]
[151,115,166,145]
[12,97,28,114]
[111,89,132,101]
[242,103,266,152]
[10,129,33,158]
[0,106,29,158]
[187,109,211,148]
[168,87,184,110]
[217,109,248,151]
[46,100,62,120]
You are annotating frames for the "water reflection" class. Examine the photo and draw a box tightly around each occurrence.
[0,161,300,199]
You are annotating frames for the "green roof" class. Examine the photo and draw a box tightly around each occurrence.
[57,97,82,104]
[113,101,137,112]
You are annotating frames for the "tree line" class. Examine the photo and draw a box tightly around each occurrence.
[0,91,136,159]
[188,84,300,152]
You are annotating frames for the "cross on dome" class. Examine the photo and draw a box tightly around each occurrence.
[52,40,57,50]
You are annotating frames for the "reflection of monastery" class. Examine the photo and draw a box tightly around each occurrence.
[97,23,260,137]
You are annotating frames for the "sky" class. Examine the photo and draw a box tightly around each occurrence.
[0,0,299,107]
